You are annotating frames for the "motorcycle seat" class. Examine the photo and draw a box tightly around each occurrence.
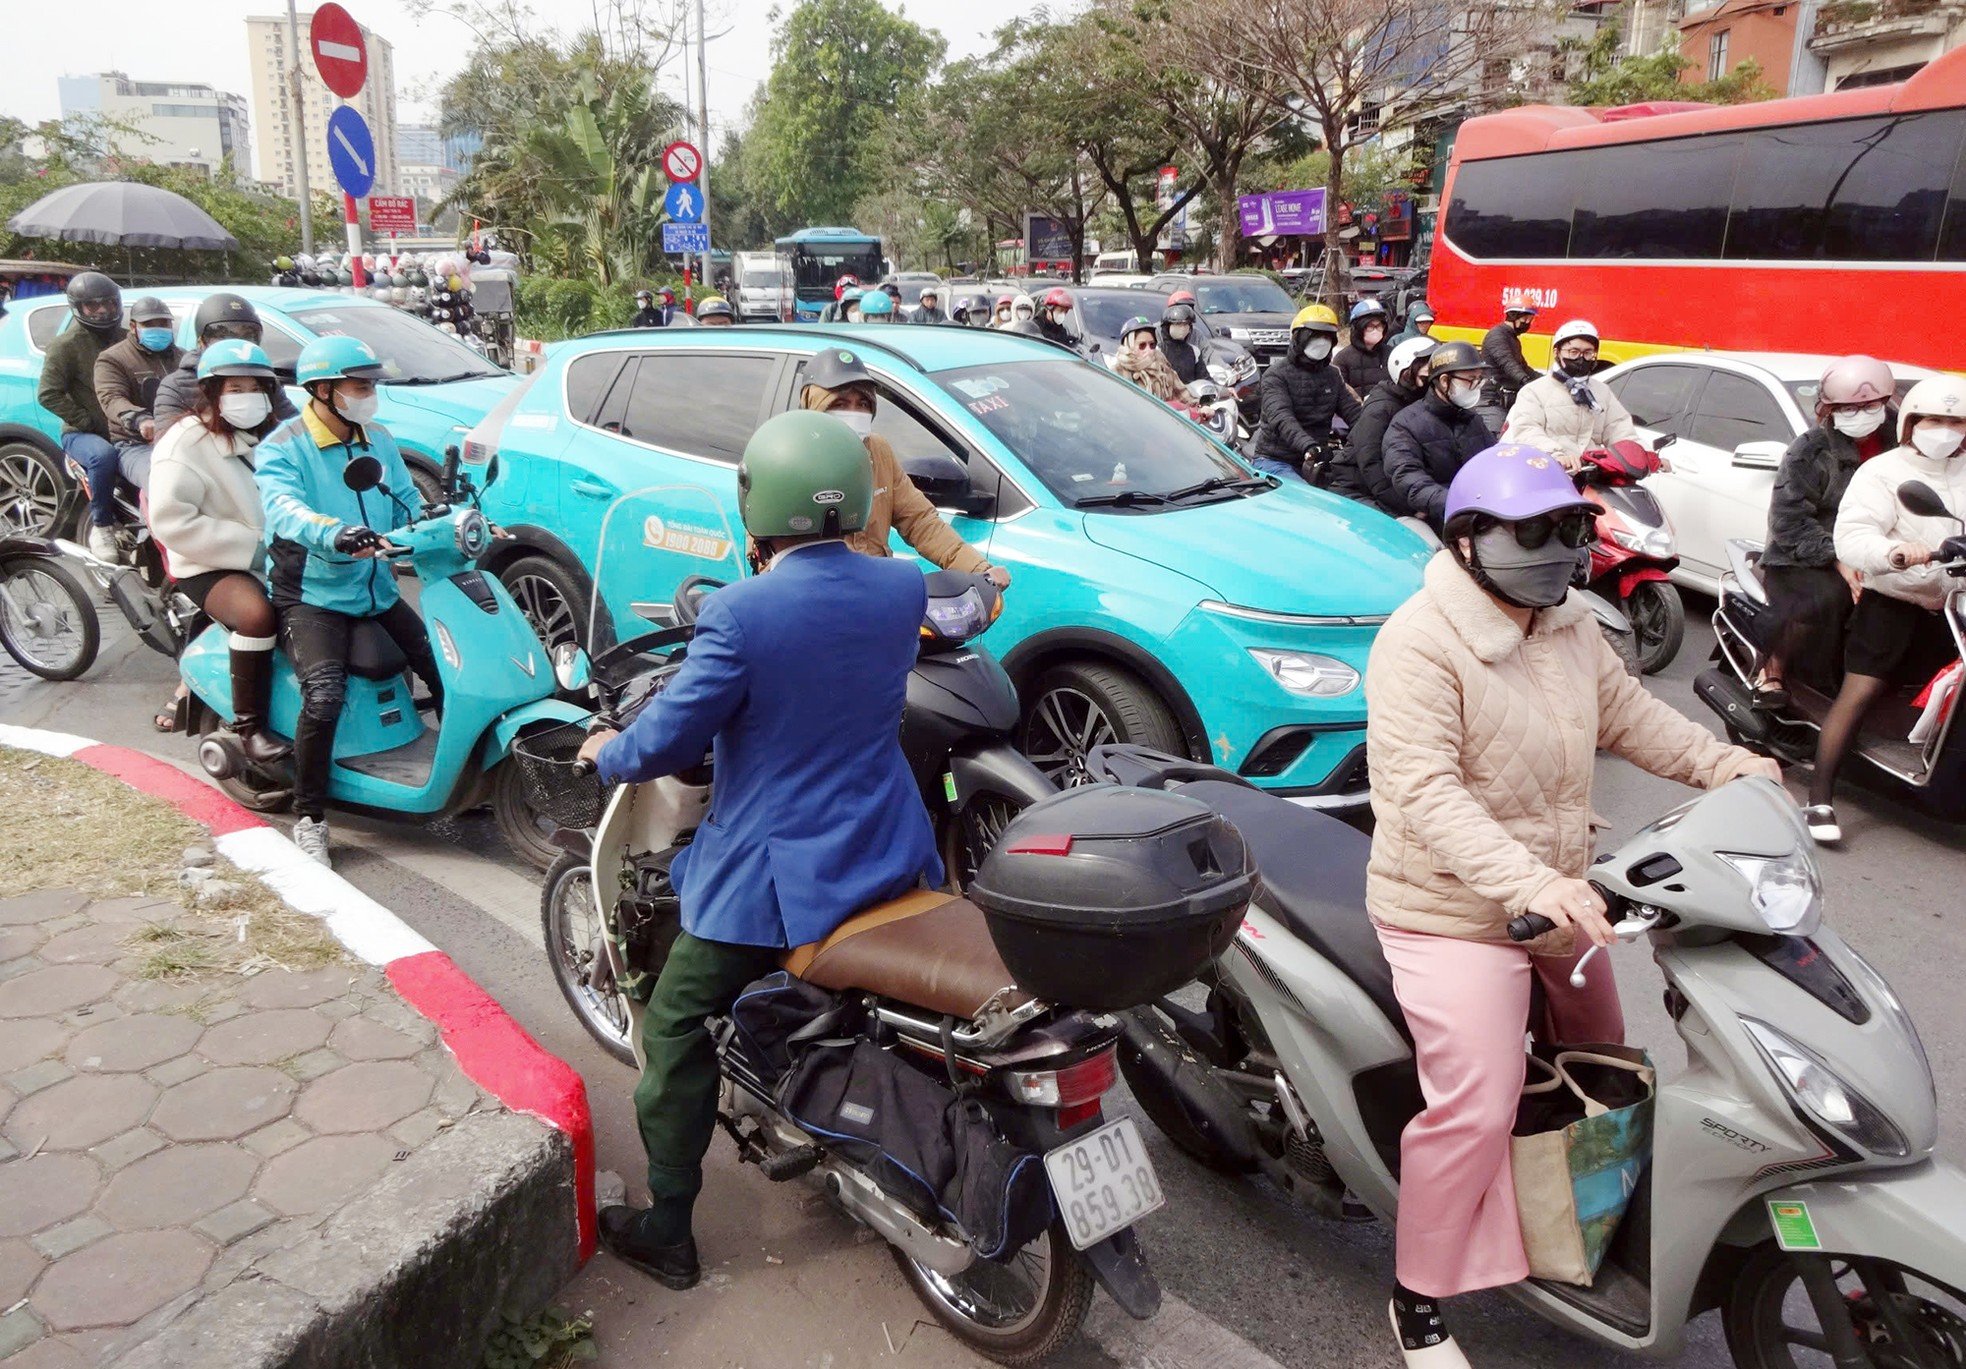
[782,890,1032,1020]
[1173,780,1407,1039]
[347,619,410,680]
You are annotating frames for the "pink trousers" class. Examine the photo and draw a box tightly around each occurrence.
[1374,924,1626,1299]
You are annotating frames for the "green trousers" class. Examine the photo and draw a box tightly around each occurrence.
[633,930,781,1243]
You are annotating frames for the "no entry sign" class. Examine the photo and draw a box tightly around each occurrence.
[310,4,369,98]
[662,141,702,183]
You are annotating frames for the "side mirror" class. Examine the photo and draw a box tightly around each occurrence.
[343,455,383,491]
[1898,479,1953,520]
[551,642,593,692]
[901,448,991,515]
[1731,440,1786,472]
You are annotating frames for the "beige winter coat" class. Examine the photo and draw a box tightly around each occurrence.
[147,417,266,581]
[1504,372,1637,465]
[1365,554,1760,946]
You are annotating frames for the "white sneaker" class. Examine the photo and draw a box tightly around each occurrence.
[292,816,332,867]
[87,524,122,564]
[1390,1297,1470,1367]
[1804,805,1842,845]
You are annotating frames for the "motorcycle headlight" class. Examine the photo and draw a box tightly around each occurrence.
[1718,849,1821,932]
[454,511,491,559]
[1247,649,1360,698]
[1609,527,1673,558]
[1207,362,1235,384]
[1741,1018,1910,1158]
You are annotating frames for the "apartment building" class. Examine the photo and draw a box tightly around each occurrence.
[245,11,399,200]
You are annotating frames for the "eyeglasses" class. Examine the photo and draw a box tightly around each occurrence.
[1475,511,1596,550]
[1829,400,1886,415]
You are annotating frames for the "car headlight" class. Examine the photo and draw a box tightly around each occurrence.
[1609,527,1673,558]
[1247,649,1360,698]
[1718,849,1821,932]
[1741,1017,1909,1157]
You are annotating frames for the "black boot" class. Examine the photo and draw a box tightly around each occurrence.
[598,1206,700,1289]
[228,646,291,765]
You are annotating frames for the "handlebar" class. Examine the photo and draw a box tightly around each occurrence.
[1507,913,1557,942]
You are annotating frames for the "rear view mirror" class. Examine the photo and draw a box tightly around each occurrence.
[551,642,593,692]
[902,449,976,507]
[342,455,383,491]
[1731,440,1786,472]
[1897,479,1951,519]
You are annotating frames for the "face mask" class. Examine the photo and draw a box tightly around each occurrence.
[1513,317,1534,334]
[1361,325,1384,348]
[334,389,379,426]
[1912,425,1965,460]
[1447,379,1482,410]
[1301,338,1333,362]
[1832,406,1887,439]
[1558,355,1596,378]
[219,392,271,431]
[138,327,174,352]
[834,409,874,438]
[1169,324,1191,341]
[1472,524,1579,608]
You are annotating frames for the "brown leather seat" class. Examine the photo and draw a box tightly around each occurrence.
[781,890,1032,1020]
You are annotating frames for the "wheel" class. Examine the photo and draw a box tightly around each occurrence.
[541,850,636,1065]
[1625,579,1685,675]
[1602,622,1642,678]
[406,461,444,511]
[891,1218,1096,1366]
[216,770,292,813]
[1019,661,1184,787]
[497,554,592,655]
[1723,1242,1966,1368]
[941,791,1030,892]
[0,442,67,538]
[0,556,99,681]
[1115,1008,1255,1175]
[490,757,563,871]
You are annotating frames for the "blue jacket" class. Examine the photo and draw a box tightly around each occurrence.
[596,541,943,948]
[256,406,418,615]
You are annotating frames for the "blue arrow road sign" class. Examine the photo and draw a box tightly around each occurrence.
[662,222,709,255]
[663,182,703,224]
[326,105,375,200]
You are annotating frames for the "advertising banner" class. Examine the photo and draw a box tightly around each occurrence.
[1237,190,1327,239]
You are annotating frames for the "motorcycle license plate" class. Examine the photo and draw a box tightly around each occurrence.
[1044,1117,1163,1250]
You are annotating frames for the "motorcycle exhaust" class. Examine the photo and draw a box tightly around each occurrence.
[1117,1008,1259,1168]
[1694,667,1773,746]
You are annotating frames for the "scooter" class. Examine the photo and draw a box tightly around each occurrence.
[1576,439,1684,675]
[1183,378,1250,447]
[1698,478,1966,820]
[179,447,586,868]
[1089,742,1966,1365]
[55,457,197,662]
[0,533,99,680]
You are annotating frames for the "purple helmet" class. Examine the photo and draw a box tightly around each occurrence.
[1444,443,1591,529]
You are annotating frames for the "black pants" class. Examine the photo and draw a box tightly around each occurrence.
[1762,564,1852,692]
[280,600,444,820]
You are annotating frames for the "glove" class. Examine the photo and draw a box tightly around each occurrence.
[334,525,385,554]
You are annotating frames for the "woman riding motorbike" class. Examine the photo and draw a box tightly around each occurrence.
[1113,315,1188,405]
[1755,355,1898,707]
[1382,341,1495,530]
[1363,443,1773,1367]
[1814,374,1966,843]
[1158,302,1205,385]
[1501,320,1637,469]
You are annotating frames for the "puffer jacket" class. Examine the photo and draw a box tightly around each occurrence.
[1834,442,1966,611]
[1479,321,1538,410]
[1158,328,1205,386]
[1326,377,1423,511]
[147,416,265,581]
[1761,424,1884,571]
[1365,554,1759,945]
[1503,372,1637,465]
[155,345,298,440]
[1334,338,1390,396]
[1381,392,1497,528]
[256,407,418,615]
[1253,353,1362,469]
[37,323,122,437]
[93,334,184,445]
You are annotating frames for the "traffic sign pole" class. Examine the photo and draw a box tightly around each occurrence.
[345,193,365,288]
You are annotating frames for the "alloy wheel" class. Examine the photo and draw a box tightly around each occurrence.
[1021,687,1119,786]
[508,572,580,653]
[0,451,62,537]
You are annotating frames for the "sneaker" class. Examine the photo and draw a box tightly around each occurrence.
[292,815,331,867]
[87,524,122,564]
[1803,804,1841,844]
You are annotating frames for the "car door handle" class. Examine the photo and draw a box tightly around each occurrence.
[572,479,615,500]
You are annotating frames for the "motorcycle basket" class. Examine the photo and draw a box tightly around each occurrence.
[509,722,609,829]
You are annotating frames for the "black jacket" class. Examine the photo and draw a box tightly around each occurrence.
[1158,329,1205,385]
[1335,340,1390,397]
[1382,392,1498,528]
[631,306,666,328]
[912,305,949,325]
[1254,353,1362,468]
[1327,378,1424,511]
[1762,424,1873,571]
[1479,322,1538,409]
[155,344,299,440]
[1035,316,1074,347]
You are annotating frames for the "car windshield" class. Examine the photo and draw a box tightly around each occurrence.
[1074,292,1167,341]
[289,305,504,383]
[935,361,1252,509]
[789,246,884,299]
[891,277,938,305]
[1193,277,1296,316]
[1785,376,1923,409]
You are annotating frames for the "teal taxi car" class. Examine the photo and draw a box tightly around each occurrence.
[463,325,1428,808]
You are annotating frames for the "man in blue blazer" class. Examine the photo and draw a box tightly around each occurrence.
[578,408,943,1288]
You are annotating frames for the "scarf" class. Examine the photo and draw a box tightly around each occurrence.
[1558,368,1601,412]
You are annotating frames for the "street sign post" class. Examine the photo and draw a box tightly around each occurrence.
[309,3,369,99]
[662,182,703,224]
[662,141,702,183]
[368,196,415,233]
[663,222,710,255]
[326,105,375,288]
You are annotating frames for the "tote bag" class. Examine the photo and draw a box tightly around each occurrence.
[1511,1044,1655,1286]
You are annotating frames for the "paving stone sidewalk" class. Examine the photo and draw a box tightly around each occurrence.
[0,887,514,1367]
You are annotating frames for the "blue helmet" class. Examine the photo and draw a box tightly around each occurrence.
[858,290,895,318]
[197,339,275,381]
[1349,298,1388,324]
[296,335,387,388]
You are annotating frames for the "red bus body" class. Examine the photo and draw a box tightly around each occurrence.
[1430,47,1966,370]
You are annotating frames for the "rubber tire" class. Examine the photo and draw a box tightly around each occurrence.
[0,441,69,538]
[541,850,637,1066]
[495,553,599,654]
[890,1218,1096,1367]
[405,460,444,511]
[1627,579,1686,676]
[1721,1242,1855,1368]
[491,757,562,871]
[1116,1010,1255,1175]
[1021,661,1186,783]
[1602,623,1642,678]
[0,556,99,681]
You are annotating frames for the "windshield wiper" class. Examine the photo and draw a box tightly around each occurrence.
[1074,489,1169,509]
[1164,475,1274,502]
[382,370,496,386]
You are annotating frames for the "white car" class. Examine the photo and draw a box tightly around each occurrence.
[1596,351,1939,596]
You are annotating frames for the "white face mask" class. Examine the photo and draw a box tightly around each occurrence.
[334,389,379,426]
[1168,324,1191,341]
[834,409,874,438]
[1831,406,1887,439]
[1301,338,1333,362]
[1911,424,1965,460]
[1448,379,1483,410]
[219,392,271,431]
[1361,325,1384,348]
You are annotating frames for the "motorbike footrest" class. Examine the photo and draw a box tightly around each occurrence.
[758,1144,824,1182]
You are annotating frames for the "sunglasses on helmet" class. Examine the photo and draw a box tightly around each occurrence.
[1473,510,1596,551]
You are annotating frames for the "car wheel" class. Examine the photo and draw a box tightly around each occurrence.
[497,555,591,654]
[406,461,444,511]
[0,442,68,538]
[1019,661,1185,787]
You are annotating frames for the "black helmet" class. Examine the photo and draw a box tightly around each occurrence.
[127,295,172,325]
[1160,302,1196,327]
[194,292,261,344]
[1426,340,1485,377]
[66,272,122,334]
[803,346,873,395]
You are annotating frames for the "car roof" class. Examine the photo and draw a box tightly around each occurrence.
[557,322,1072,374]
[1068,285,1170,301]
[141,285,390,314]
[1609,349,1941,383]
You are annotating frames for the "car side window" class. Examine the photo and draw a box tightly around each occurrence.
[618,353,776,463]
[257,322,304,374]
[564,353,628,425]
[26,306,65,351]
[870,385,962,466]
[1606,363,1704,434]
[1687,371,1788,453]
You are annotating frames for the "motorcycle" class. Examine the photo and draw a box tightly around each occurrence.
[1089,742,1966,1365]
[1576,439,1685,675]
[56,455,198,663]
[1183,378,1251,449]
[1698,478,1966,819]
[179,447,586,868]
[0,533,99,680]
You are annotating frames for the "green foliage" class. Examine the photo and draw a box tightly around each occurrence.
[1566,15,1777,105]
[515,276,632,339]
[482,1306,596,1369]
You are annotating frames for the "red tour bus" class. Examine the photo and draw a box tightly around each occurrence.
[1429,46,1966,370]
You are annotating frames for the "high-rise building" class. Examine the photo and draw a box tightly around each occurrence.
[244,11,399,201]
[56,73,252,177]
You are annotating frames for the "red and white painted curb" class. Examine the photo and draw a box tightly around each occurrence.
[0,723,597,1261]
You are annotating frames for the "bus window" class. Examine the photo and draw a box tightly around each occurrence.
[1572,135,1743,259]
[1686,371,1789,453]
[1726,112,1961,262]
[1607,363,1707,435]
[1443,152,1582,258]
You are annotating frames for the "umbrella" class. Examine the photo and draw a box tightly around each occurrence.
[7,181,238,251]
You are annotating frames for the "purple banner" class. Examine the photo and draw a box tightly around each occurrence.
[1238,189,1327,239]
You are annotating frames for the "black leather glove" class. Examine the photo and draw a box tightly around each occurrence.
[334,525,384,554]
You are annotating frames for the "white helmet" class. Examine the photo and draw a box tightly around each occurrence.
[1552,318,1599,349]
[1011,293,1035,320]
[1897,374,1966,445]
[1388,335,1438,386]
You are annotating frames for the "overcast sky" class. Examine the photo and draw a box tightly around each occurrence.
[2,0,1036,154]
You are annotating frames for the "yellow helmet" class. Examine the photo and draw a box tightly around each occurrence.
[1291,303,1340,334]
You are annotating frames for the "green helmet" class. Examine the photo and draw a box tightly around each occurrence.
[738,411,873,539]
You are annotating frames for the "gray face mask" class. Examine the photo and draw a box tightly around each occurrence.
[1472,524,1580,608]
